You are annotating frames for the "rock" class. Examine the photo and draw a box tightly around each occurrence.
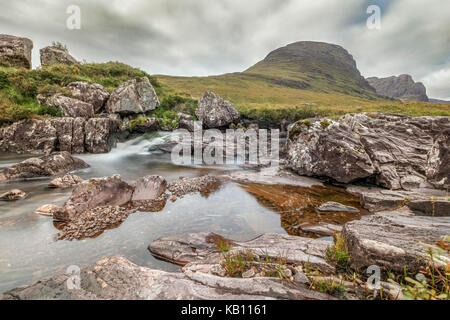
[48,174,83,188]
[55,175,134,222]
[131,175,167,201]
[35,204,60,216]
[286,113,450,190]
[177,113,196,132]
[317,202,359,213]
[301,223,342,237]
[167,176,222,198]
[84,118,120,153]
[39,46,78,67]
[0,34,33,69]
[195,91,240,128]
[293,267,311,285]
[65,82,110,113]
[359,191,406,212]
[105,77,160,115]
[0,189,27,201]
[149,232,334,274]
[1,256,335,300]
[242,269,256,278]
[0,152,89,182]
[407,200,450,217]
[379,281,405,300]
[45,94,94,118]
[210,264,227,277]
[367,74,428,102]
[130,117,159,133]
[342,214,450,272]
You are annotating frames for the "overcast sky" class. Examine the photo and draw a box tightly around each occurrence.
[1,0,449,99]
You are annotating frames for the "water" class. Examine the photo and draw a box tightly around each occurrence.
[0,132,364,293]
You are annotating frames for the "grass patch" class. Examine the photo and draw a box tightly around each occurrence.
[312,279,346,297]
[326,233,350,271]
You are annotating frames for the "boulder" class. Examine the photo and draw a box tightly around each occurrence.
[39,46,78,67]
[195,91,240,128]
[286,113,450,190]
[407,200,450,217]
[0,152,89,182]
[130,117,159,133]
[0,34,33,69]
[177,113,196,132]
[84,118,120,153]
[55,175,134,222]
[105,77,160,115]
[342,214,450,272]
[131,175,167,201]
[48,174,83,188]
[65,82,110,113]
[0,256,334,300]
[35,204,61,216]
[317,202,359,213]
[359,190,406,212]
[0,189,27,201]
[46,94,94,118]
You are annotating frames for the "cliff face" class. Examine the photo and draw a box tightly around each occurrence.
[367,74,429,102]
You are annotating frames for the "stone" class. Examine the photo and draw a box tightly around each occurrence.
[48,174,83,188]
[301,223,343,237]
[407,200,450,217]
[0,189,27,201]
[342,214,450,272]
[84,118,120,153]
[177,113,196,132]
[167,176,222,198]
[0,152,89,182]
[55,175,134,222]
[195,91,240,128]
[105,77,160,115]
[0,34,33,69]
[367,74,428,102]
[35,204,61,217]
[39,46,78,66]
[210,264,227,277]
[65,82,110,113]
[130,117,159,133]
[286,113,450,190]
[242,269,255,278]
[293,267,311,285]
[45,94,94,118]
[359,191,406,212]
[131,175,167,201]
[317,202,359,213]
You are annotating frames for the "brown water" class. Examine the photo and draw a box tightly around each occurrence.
[0,132,364,293]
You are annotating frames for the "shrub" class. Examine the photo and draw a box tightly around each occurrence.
[52,41,68,52]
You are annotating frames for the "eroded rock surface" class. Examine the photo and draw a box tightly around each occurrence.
[40,46,78,66]
[46,94,94,118]
[195,91,240,128]
[131,175,167,201]
[48,174,84,188]
[0,34,33,69]
[0,152,88,182]
[317,202,359,213]
[65,82,110,113]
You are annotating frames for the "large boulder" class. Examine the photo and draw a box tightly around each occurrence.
[342,214,450,273]
[286,113,450,190]
[195,91,240,128]
[39,46,78,67]
[65,82,110,113]
[84,118,120,153]
[0,152,89,182]
[55,175,134,222]
[105,77,160,115]
[46,94,94,118]
[0,34,33,69]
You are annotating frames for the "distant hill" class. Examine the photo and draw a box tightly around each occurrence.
[429,98,450,105]
[367,74,429,102]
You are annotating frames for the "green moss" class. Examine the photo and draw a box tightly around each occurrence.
[313,279,346,297]
[320,120,331,129]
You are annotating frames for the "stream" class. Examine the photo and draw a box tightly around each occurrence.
[0,132,365,293]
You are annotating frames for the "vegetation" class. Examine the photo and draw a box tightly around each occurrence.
[326,233,350,271]
[312,278,346,297]
[52,41,68,52]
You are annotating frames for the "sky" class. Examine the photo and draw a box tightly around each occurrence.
[1,0,449,99]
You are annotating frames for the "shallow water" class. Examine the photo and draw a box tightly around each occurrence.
[0,132,364,293]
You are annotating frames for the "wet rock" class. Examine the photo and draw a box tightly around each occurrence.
[0,189,27,201]
[0,152,89,182]
[167,175,222,198]
[65,82,110,113]
[342,214,450,272]
[131,175,167,201]
[286,113,450,190]
[317,202,359,213]
[195,91,240,128]
[0,34,33,69]
[106,77,160,115]
[55,175,134,222]
[149,232,334,274]
[177,113,196,132]
[1,256,334,300]
[84,118,120,153]
[35,204,61,217]
[39,46,78,66]
[407,200,450,217]
[48,174,83,188]
[46,94,94,118]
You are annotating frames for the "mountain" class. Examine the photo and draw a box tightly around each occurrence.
[429,98,450,105]
[367,74,429,102]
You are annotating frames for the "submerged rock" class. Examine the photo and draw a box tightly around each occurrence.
[55,175,134,222]
[35,204,61,216]
[0,34,33,69]
[48,174,83,188]
[195,91,240,128]
[40,46,78,66]
[167,175,222,198]
[0,152,88,182]
[342,214,450,272]
[0,189,27,201]
[106,77,160,115]
[286,113,450,190]
[317,202,359,213]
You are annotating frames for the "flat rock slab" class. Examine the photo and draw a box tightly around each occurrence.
[407,200,450,217]
[149,232,334,274]
[342,214,450,272]
[1,256,334,300]
[317,202,359,213]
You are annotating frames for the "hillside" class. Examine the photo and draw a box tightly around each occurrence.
[367,74,429,102]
